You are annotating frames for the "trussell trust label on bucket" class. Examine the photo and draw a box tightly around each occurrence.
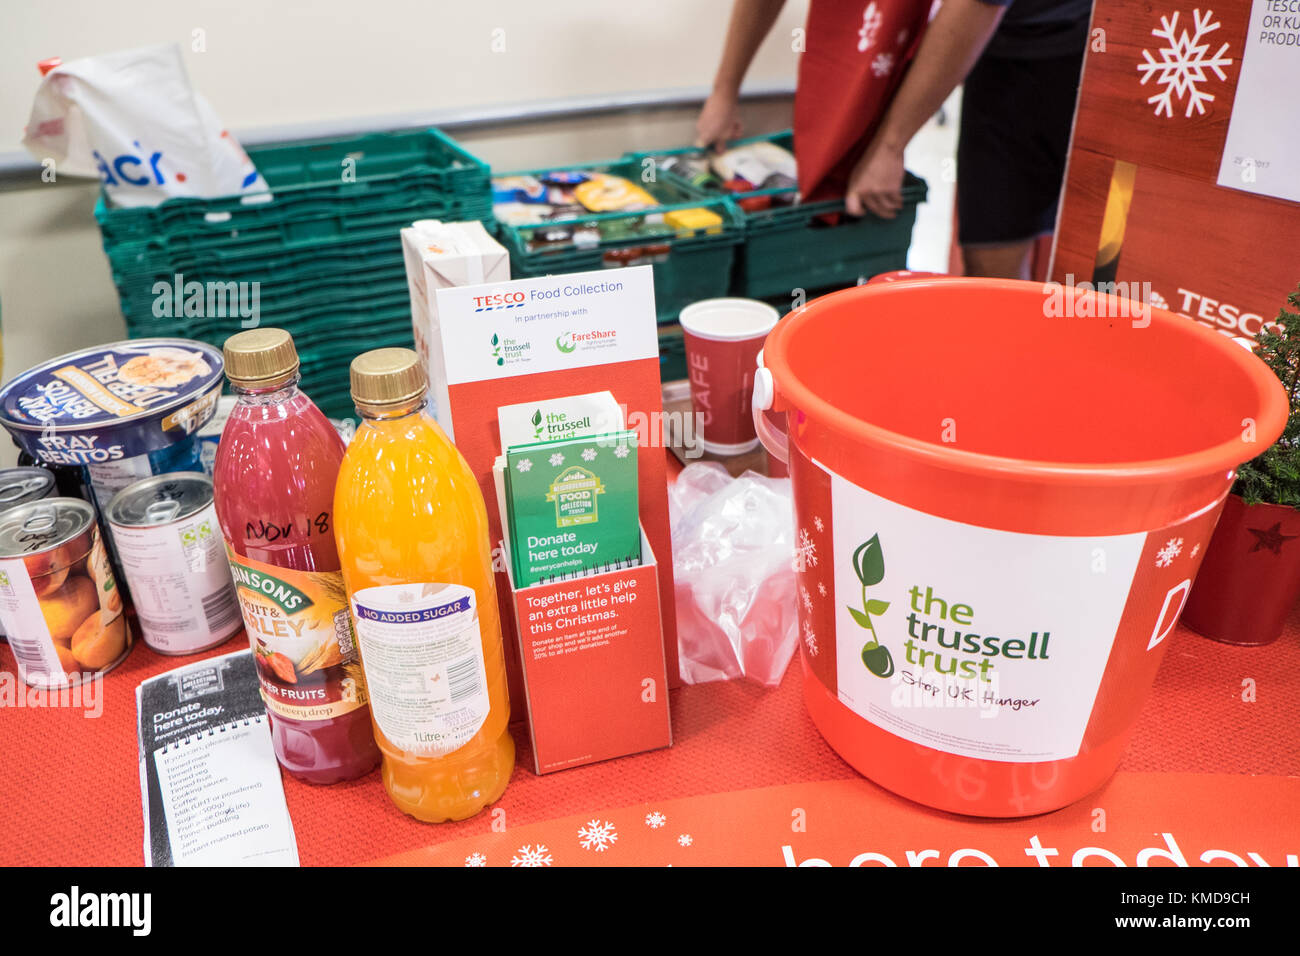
[796,458,1222,764]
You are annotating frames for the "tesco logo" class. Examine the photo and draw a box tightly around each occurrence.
[473,291,525,312]
[1176,288,1274,337]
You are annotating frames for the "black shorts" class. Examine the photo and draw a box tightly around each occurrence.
[957,49,1085,246]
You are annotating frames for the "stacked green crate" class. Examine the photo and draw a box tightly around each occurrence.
[95,129,491,421]
[627,130,928,302]
[491,159,743,381]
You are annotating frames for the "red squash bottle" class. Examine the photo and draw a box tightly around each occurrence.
[213,328,380,784]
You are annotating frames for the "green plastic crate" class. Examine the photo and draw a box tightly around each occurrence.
[110,231,403,286]
[102,192,487,272]
[494,159,743,325]
[96,128,491,243]
[94,129,490,376]
[627,131,928,299]
[153,311,415,423]
[119,261,411,332]
[657,324,687,382]
[127,299,415,351]
[738,179,925,299]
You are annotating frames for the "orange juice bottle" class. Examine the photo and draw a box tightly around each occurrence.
[334,348,514,822]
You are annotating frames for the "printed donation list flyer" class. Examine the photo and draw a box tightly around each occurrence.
[136,649,298,866]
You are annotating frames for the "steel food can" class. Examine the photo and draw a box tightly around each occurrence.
[0,467,57,512]
[0,466,57,641]
[0,497,132,688]
[106,472,242,655]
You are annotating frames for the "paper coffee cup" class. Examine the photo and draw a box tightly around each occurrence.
[680,298,780,455]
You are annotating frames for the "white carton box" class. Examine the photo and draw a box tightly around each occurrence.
[400,219,510,434]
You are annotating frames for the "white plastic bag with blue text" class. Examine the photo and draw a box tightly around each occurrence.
[22,44,266,208]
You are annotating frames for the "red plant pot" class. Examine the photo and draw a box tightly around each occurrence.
[1182,493,1300,646]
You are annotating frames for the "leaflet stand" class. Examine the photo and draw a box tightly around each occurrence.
[503,527,672,774]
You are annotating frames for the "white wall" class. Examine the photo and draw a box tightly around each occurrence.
[1,0,809,153]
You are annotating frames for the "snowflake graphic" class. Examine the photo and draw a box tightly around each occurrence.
[510,844,553,867]
[1155,536,1184,568]
[814,515,824,532]
[516,458,533,473]
[645,811,667,829]
[795,528,818,569]
[871,52,895,78]
[1137,9,1233,118]
[817,582,827,597]
[614,444,630,459]
[578,819,619,852]
[581,447,598,462]
[1191,543,1201,559]
[857,1,883,52]
[465,852,487,867]
[548,452,565,467]
[678,834,694,847]
[801,585,813,612]
[1147,289,1170,310]
[804,619,820,657]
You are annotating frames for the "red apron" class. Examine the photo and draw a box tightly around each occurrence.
[795,0,933,202]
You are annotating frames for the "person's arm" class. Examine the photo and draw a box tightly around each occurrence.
[696,0,788,149]
[845,0,1007,218]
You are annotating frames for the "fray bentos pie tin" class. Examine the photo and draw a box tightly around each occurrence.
[0,339,225,594]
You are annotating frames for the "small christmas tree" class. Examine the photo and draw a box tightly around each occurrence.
[1234,284,1300,507]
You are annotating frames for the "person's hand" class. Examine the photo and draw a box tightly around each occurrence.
[695,89,743,151]
[845,140,906,218]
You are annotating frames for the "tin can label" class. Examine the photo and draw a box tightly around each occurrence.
[112,500,242,654]
[0,524,131,688]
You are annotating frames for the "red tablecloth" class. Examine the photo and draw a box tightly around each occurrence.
[3,598,1297,866]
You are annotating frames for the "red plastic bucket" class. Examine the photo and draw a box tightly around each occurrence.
[753,279,1287,816]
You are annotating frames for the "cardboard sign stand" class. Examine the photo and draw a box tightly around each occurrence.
[503,528,672,774]
[432,265,682,726]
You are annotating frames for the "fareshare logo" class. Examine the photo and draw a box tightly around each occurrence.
[847,534,894,678]
[553,329,619,356]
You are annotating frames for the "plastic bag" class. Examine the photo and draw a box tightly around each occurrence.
[22,44,266,208]
[672,464,799,687]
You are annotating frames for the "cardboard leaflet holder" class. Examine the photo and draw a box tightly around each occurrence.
[432,265,681,717]
[503,528,672,773]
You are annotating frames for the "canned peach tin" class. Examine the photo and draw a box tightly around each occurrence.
[0,497,132,688]
[106,472,242,655]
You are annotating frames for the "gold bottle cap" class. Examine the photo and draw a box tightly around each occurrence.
[223,328,300,389]
[350,348,427,411]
